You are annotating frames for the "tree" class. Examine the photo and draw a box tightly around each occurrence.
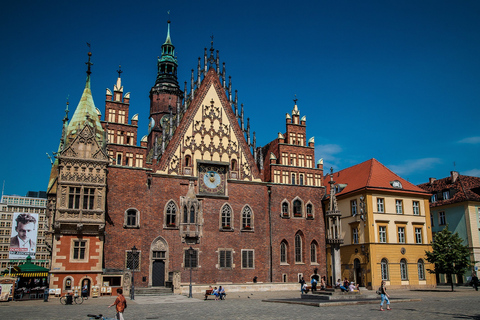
[425,226,472,291]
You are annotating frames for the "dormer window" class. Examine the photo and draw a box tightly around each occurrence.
[431,194,437,203]
[442,190,450,200]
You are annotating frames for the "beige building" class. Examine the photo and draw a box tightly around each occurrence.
[0,192,50,271]
[324,159,436,289]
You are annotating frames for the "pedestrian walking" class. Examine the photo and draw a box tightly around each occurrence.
[108,288,127,320]
[299,277,306,293]
[472,273,478,291]
[379,280,391,311]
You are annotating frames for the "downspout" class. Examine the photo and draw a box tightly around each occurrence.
[267,185,273,282]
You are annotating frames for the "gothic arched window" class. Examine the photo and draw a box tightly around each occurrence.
[242,206,253,229]
[280,241,288,263]
[165,201,177,227]
[293,199,303,217]
[221,204,232,229]
[295,233,303,263]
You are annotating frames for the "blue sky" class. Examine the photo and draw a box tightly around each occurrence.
[1,0,479,196]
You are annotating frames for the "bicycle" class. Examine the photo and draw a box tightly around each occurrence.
[87,314,116,320]
[59,293,84,305]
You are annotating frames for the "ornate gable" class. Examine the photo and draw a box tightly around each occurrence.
[156,69,260,181]
[61,124,108,162]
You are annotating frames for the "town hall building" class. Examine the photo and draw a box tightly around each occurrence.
[46,21,326,295]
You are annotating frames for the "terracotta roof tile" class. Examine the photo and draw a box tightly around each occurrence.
[418,174,480,207]
[323,158,429,196]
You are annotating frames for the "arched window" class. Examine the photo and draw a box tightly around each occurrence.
[295,233,303,263]
[242,206,253,229]
[124,208,139,228]
[381,258,389,280]
[310,242,317,263]
[400,258,408,280]
[417,259,425,280]
[185,155,191,167]
[282,202,289,217]
[280,241,288,263]
[292,173,296,185]
[293,199,302,217]
[299,174,304,185]
[189,206,195,224]
[231,159,237,170]
[221,204,232,229]
[183,205,188,223]
[165,201,177,227]
[306,204,313,218]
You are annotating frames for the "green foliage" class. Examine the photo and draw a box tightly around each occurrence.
[425,226,471,278]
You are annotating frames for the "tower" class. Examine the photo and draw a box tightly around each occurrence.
[46,51,109,293]
[147,20,184,161]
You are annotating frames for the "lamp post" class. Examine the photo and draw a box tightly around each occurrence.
[187,246,194,298]
[131,245,137,300]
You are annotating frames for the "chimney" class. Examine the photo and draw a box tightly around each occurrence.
[429,177,436,184]
[450,171,459,183]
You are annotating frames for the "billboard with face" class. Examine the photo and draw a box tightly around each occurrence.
[9,212,39,259]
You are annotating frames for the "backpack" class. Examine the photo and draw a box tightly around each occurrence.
[376,287,382,295]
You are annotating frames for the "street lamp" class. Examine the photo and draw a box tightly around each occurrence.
[131,245,137,300]
[187,246,194,298]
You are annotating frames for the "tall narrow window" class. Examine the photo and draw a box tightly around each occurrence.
[291,173,296,185]
[183,206,188,224]
[415,228,422,244]
[352,227,359,244]
[396,200,403,214]
[282,202,289,217]
[412,201,420,215]
[280,241,287,263]
[166,201,177,226]
[83,188,95,210]
[306,204,313,218]
[293,200,302,217]
[190,206,195,224]
[310,242,317,263]
[398,227,405,243]
[379,226,387,243]
[68,187,81,209]
[351,199,358,216]
[221,204,232,228]
[400,258,408,280]
[439,211,446,225]
[242,206,252,229]
[231,159,237,170]
[299,174,304,185]
[295,234,302,263]
[377,198,384,213]
[417,259,425,280]
[381,258,389,280]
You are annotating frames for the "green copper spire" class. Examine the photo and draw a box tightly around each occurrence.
[66,51,104,144]
[155,20,179,87]
[164,20,172,45]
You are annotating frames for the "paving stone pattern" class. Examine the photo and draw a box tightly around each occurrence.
[0,287,479,320]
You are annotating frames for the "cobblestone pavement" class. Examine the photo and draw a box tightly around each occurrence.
[0,286,479,320]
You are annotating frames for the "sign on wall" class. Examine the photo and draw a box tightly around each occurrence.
[9,212,39,259]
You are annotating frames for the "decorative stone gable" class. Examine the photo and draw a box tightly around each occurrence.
[156,70,260,182]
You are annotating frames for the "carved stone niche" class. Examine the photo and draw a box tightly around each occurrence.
[184,167,192,176]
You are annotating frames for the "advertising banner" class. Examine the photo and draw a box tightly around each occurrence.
[9,212,39,259]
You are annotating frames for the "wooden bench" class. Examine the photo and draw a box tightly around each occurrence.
[304,286,312,293]
[204,289,214,300]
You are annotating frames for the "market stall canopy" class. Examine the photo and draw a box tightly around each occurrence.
[10,256,49,277]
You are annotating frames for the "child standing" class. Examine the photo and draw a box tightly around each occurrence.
[109,288,127,320]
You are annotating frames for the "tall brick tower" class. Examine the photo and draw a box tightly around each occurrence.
[147,20,184,161]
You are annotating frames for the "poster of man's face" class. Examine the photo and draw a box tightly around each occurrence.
[9,212,39,259]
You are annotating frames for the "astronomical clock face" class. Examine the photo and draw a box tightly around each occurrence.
[198,164,227,196]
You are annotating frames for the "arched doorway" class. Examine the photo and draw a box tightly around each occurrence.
[81,278,91,297]
[150,237,168,287]
[354,258,362,287]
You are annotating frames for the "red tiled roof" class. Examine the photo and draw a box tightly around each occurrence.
[323,158,429,196]
[418,174,480,207]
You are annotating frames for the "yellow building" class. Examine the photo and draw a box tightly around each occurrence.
[324,159,436,289]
